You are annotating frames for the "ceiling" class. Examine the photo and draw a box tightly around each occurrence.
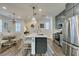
[0,3,66,21]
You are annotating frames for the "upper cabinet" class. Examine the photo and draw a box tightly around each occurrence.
[55,10,65,29]
[73,3,79,6]
[65,3,74,11]
[73,4,79,15]
[65,8,73,19]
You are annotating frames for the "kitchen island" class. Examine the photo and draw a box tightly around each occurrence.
[23,33,47,55]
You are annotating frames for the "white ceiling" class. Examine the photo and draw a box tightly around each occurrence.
[0,3,66,20]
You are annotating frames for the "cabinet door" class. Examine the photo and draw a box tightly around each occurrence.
[66,45,71,56]
[74,4,79,15]
[65,9,73,19]
[35,37,47,54]
[62,42,67,55]
[71,47,78,56]
[73,3,79,6]
[66,3,74,11]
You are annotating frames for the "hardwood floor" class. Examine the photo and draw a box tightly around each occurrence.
[47,39,65,56]
[0,44,22,56]
[0,39,64,56]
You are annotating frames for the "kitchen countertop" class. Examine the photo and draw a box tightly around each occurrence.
[25,33,47,38]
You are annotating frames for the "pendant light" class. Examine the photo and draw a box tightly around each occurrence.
[9,12,16,24]
[12,13,16,24]
[32,6,37,25]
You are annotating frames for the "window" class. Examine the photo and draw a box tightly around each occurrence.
[15,22,21,32]
[0,20,2,32]
[45,22,49,29]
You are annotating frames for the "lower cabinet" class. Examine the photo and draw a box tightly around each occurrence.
[62,41,79,56]
[35,37,47,54]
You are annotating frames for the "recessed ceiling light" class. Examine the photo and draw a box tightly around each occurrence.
[39,9,42,12]
[2,6,7,10]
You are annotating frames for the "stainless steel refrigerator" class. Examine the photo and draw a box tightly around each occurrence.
[62,15,79,56]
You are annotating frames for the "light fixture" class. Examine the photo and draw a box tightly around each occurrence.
[33,20,37,25]
[32,17,37,25]
[2,6,7,10]
[39,8,42,12]
[9,12,16,24]
[32,6,37,25]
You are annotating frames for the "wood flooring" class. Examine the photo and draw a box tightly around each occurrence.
[0,39,64,56]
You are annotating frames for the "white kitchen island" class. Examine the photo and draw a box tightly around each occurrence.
[23,33,47,55]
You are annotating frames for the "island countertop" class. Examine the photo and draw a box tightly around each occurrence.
[25,33,47,38]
